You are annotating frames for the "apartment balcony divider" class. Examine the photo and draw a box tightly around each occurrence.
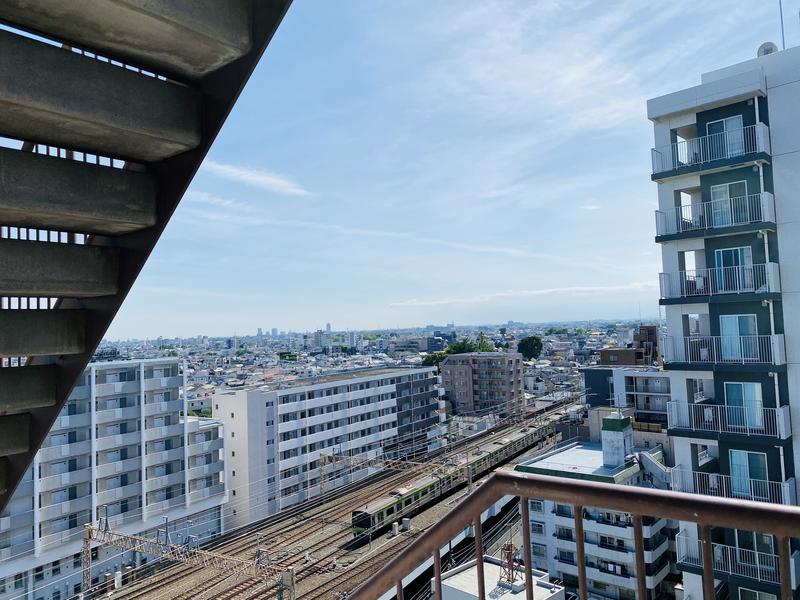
[659,263,780,300]
[667,401,792,439]
[348,471,800,600]
[677,530,800,587]
[670,467,796,505]
[655,192,775,236]
[651,123,770,175]
[663,334,785,365]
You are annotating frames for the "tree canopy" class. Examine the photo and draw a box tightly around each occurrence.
[517,335,543,360]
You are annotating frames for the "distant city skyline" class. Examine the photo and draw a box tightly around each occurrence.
[106,0,798,340]
[104,316,662,342]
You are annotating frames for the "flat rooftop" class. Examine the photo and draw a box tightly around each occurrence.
[441,557,563,599]
[516,442,645,484]
[225,366,433,393]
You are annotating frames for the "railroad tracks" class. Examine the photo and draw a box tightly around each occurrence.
[108,400,578,600]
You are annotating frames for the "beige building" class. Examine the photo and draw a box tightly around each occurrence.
[440,352,524,417]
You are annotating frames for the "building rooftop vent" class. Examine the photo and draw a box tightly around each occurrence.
[758,41,779,57]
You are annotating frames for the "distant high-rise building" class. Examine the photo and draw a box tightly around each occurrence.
[325,322,332,333]
[271,327,278,337]
[440,352,524,416]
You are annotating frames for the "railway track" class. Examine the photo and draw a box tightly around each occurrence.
[106,398,579,600]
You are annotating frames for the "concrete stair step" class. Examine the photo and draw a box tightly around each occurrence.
[0,147,156,235]
[0,29,201,162]
[0,0,253,80]
[0,239,118,298]
[0,366,58,413]
[0,415,30,456]
[0,310,86,357]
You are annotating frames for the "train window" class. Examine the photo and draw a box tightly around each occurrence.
[386,506,394,516]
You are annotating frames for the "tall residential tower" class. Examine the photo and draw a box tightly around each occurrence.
[650,45,800,600]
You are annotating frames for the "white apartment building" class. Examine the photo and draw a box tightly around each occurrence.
[649,44,800,600]
[0,359,227,600]
[518,414,673,600]
[214,367,445,529]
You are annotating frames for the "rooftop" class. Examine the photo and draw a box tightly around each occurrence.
[515,441,649,484]
[439,556,564,599]
[215,365,434,394]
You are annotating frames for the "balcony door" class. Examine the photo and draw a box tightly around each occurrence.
[707,114,744,160]
[724,382,763,430]
[729,449,767,499]
[735,530,775,573]
[714,246,753,293]
[710,180,748,227]
[719,314,757,360]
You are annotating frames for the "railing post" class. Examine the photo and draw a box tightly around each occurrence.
[779,535,792,599]
[473,516,485,600]
[433,548,443,600]
[699,525,716,599]
[521,499,534,600]
[632,515,648,600]
[573,505,587,600]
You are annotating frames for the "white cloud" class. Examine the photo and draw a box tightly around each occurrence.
[202,160,313,197]
[581,203,601,211]
[181,191,610,269]
[391,281,657,307]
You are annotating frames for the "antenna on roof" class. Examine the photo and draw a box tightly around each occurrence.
[779,0,786,50]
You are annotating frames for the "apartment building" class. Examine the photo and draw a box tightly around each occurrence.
[598,325,660,366]
[214,366,444,529]
[649,44,800,600]
[583,366,670,428]
[517,414,673,599]
[440,352,524,416]
[0,359,227,600]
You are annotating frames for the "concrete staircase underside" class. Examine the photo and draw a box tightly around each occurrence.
[0,0,291,513]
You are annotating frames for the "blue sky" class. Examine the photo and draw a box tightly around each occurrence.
[108,0,797,339]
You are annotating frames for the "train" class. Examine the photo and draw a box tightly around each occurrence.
[351,421,558,538]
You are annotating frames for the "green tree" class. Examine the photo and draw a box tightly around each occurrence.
[447,337,479,354]
[517,336,543,360]
[476,332,494,352]
[422,351,448,366]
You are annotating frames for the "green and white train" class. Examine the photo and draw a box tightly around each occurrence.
[351,422,557,538]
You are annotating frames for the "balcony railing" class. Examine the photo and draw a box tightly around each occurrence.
[651,123,770,174]
[659,263,780,300]
[671,467,797,505]
[349,471,800,600]
[663,334,785,365]
[655,192,775,236]
[677,530,800,586]
[667,401,792,438]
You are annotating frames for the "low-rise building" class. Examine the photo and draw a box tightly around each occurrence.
[214,367,445,529]
[437,556,565,600]
[0,359,227,600]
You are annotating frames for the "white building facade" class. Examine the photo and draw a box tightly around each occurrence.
[0,359,227,600]
[518,415,672,600]
[215,367,445,529]
[649,45,800,600]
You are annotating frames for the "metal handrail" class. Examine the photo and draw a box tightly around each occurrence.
[349,470,800,600]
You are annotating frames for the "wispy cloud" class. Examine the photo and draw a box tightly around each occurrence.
[391,282,658,307]
[202,160,313,197]
[581,203,601,211]
[181,191,619,270]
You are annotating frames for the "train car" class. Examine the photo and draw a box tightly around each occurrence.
[351,422,557,538]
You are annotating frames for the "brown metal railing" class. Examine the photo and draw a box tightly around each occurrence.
[350,470,800,600]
